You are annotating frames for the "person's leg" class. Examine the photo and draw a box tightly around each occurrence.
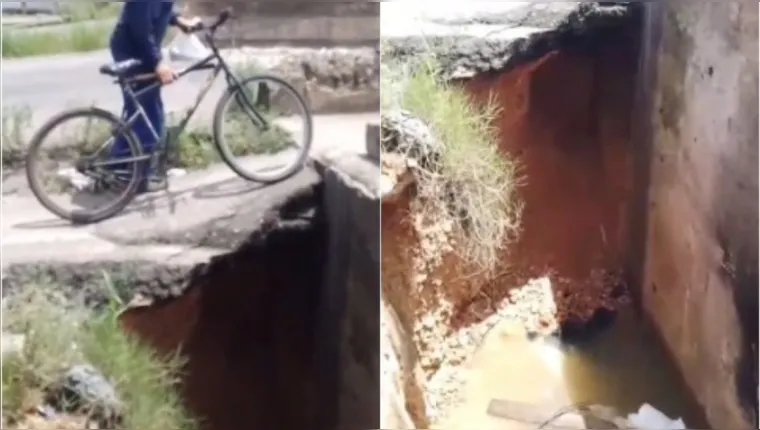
[134,84,167,191]
[107,84,137,171]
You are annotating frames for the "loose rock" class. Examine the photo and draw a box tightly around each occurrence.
[47,364,124,428]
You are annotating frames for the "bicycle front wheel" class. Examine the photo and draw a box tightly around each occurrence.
[25,107,144,224]
[212,74,313,183]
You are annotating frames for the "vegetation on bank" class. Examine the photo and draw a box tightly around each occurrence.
[1,276,196,430]
[381,47,522,274]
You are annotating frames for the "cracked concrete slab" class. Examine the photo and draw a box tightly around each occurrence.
[92,165,322,248]
[3,113,377,263]
[381,2,637,78]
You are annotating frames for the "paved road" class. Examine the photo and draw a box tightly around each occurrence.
[2,49,226,130]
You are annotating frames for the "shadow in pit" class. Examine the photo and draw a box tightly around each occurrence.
[117,182,335,430]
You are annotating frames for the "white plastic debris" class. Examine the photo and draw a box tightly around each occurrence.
[57,167,93,191]
[167,168,187,178]
[168,32,211,63]
[627,403,686,429]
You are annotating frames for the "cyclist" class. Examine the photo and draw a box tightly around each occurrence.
[108,0,200,193]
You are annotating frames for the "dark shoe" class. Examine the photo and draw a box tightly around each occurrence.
[136,176,168,194]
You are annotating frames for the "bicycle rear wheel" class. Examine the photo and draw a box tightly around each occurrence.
[25,107,144,224]
[212,74,313,183]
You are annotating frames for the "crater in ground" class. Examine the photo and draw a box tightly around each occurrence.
[380,2,756,429]
[3,150,383,430]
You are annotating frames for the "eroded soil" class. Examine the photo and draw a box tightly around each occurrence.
[380,25,640,426]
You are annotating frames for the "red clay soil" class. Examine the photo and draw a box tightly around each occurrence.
[382,36,641,330]
[459,39,640,324]
[119,221,326,430]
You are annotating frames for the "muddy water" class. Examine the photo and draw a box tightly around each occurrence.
[443,308,708,429]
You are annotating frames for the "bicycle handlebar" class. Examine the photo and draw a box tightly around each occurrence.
[126,8,232,83]
[183,7,232,34]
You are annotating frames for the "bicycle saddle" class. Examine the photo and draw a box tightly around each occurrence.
[99,58,143,77]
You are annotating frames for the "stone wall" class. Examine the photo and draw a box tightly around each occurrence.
[639,2,758,429]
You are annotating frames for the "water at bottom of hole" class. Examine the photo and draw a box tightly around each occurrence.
[443,307,709,429]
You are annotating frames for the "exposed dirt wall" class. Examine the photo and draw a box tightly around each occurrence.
[119,203,326,430]
[117,163,381,430]
[458,25,639,326]
[640,3,758,428]
[380,17,641,426]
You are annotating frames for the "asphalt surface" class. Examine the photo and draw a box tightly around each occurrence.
[2,49,221,130]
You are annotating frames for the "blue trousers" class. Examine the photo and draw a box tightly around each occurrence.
[109,53,165,178]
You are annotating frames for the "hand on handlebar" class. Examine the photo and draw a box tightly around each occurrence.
[155,61,177,85]
[176,8,232,34]
[176,16,203,34]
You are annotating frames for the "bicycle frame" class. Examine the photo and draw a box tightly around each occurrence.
[90,30,268,171]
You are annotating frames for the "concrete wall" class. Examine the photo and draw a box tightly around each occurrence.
[640,3,758,429]
[316,131,381,430]
[186,1,378,47]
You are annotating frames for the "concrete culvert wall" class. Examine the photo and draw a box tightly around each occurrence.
[3,153,381,430]
[639,3,758,428]
[380,2,756,429]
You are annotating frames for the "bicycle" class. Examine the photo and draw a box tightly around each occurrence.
[25,7,313,224]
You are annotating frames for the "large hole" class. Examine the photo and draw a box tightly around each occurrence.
[2,178,375,430]
[380,3,755,429]
[117,188,327,430]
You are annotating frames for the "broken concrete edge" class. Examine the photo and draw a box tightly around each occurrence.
[2,258,204,310]
[383,2,639,79]
[89,165,322,249]
[2,168,328,306]
[313,150,381,201]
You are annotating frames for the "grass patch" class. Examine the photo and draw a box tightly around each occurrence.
[1,105,33,170]
[2,276,196,430]
[2,0,120,57]
[59,0,122,22]
[2,20,114,58]
[167,111,294,170]
[2,101,294,174]
[381,53,522,275]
